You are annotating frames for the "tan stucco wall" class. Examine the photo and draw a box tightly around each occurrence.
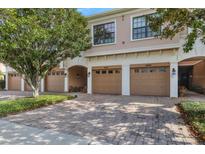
[86,9,182,57]
[68,66,87,89]
[192,60,205,88]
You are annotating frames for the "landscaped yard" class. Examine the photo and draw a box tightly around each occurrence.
[178,101,205,141]
[0,95,74,117]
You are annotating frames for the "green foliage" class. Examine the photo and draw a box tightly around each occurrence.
[0,9,91,96]
[179,101,205,139]
[0,70,4,80]
[149,9,205,52]
[0,95,74,117]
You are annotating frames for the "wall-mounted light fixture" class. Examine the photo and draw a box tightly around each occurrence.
[172,68,176,75]
[88,72,90,77]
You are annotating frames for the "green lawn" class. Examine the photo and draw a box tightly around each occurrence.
[179,101,205,140]
[0,95,74,117]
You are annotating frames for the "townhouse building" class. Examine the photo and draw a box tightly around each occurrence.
[5,8,205,97]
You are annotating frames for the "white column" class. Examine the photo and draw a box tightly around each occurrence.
[122,64,130,96]
[5,67,8,90]
[87,66,92,94]
[170,62,178,98]
[64,69,68,92]
[40,78,45,92]
[21,75,25,91]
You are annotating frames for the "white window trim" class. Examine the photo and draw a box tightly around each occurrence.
[130,14,156,42]
[91,19,117,47]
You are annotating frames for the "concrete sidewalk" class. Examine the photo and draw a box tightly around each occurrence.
[0,120,93,145]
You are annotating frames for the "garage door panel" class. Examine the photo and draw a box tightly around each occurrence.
[46,71,65,92]
[131,67,170,96]
[92,68,121,95]
[8,73,21,91]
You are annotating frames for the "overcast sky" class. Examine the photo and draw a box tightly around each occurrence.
[77,8,112,16]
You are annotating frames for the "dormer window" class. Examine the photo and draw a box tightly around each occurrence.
[93,21,116,45]
[132,14,159,40]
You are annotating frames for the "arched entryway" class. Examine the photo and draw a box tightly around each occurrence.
[68,65,87,93]
[178,56,205,96]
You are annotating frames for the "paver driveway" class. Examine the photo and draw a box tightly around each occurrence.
[3,94,198,144]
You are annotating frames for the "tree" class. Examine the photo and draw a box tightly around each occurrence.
[0,9,91,97]
[148,9,205,52]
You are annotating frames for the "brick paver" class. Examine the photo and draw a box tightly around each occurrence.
[3,93,201,144]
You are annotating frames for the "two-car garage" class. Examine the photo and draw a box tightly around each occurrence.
[8,69,65,92]
[92,63,170,96]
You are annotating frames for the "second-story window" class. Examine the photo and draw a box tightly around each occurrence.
[93,21,115,45]
[132,14,159,40]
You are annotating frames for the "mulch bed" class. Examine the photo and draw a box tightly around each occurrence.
[175,104,205,144]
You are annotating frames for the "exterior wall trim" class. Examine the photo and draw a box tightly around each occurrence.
[122,64,130,95]
[88,8,149,23]
[170,62,178,97]
[84,44,180,57]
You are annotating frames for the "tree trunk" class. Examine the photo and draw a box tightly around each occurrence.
[33,88,39,98]
[25,77,41,98]
[24,74,42,98]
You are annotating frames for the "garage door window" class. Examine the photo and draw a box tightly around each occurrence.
[108,70,113,74]
[149,68,157,72]
[159,67,167,72]
[115,70,120,74]
[134,67,168,73]
[141,68,148,73]
[102,70,107,74]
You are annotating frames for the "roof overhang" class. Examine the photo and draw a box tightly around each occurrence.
[87,8,138,21]
[179,60,203,66]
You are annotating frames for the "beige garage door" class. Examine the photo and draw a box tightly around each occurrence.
[8,73,21,91]
[92,66,122,95]
[131,64,170,96]
[45,70,65,92]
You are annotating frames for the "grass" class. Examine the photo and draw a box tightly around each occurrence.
[178,101,205,141]
[0,95,74,117]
